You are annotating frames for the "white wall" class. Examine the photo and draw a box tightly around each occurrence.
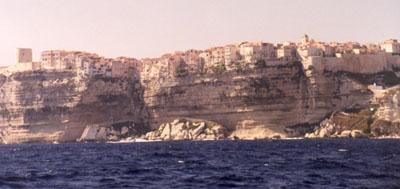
[303,53,400,74]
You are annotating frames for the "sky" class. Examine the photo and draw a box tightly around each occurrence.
[0,0,399,66]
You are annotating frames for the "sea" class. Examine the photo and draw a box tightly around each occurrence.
[0,139,399,188]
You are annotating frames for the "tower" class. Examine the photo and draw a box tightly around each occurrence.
[15,48,32,64]
[301,34,309,44]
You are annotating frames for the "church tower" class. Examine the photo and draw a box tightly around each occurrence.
[301,34,309,45]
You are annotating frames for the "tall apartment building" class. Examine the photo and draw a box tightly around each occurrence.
[225,45,239,65]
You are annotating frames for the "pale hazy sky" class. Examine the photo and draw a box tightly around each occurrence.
[0,0,399,66]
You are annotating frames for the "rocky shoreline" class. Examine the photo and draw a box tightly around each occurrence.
[304,109,400,139]
[77,114,400,143]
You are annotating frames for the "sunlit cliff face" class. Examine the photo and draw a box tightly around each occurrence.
[0,53,400,143]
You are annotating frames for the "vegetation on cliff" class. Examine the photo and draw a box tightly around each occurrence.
[175,67,188,77]
[233,62,243,72]
[255,60,266,68]
[212,65,226,74]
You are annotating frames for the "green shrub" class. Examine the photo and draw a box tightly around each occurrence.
[288,57,301,66]
[255,60,266,68]
[213,65,226,74]
[233,62,243,72]
[175,67,188,77]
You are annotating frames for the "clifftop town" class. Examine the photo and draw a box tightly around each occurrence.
[0,35,400,143]
[3,35,400,80]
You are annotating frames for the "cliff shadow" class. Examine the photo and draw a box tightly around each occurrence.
[63,68,150,141]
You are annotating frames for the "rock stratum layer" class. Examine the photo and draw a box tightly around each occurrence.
[142,62,374,139]
[0,61,400,143]
[0,72,147,144]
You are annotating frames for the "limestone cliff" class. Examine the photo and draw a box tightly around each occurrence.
[0,60,399,143]
[375,85,400,121]
[0,72,148,144]
[304,77,400,139]
[141,62,373,139]
[304,109,400,139]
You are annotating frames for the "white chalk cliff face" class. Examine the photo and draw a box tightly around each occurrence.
[141,62,373,139]
[0,72,85,144]
[0,61,399,143]
[0,72,148,144]
[304,82,400,139]
[375,86,400,122]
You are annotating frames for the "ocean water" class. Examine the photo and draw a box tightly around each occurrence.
[0,139,399,188]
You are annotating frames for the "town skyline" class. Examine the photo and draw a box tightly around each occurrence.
[1,0,399,66]
[5,34,399,81]
[10,35,400,60]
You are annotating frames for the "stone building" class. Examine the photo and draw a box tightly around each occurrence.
[239,42,259,63]
[40,50,78,70]
[15,48,32,64]
[380,39,400,54]
[82,56,112,76]
[224,45,239,65]
[8,48,41,72]
[277,42,296,60]
[112,57,141,79]
[259,42,276,60]
[183,49,200,65]
[41,50,66,69]
[199,51,212,67]
[239,42,276,63]
[210,47,225,65]
[322,45,336,57]
[297,45,323,59]
[277,47,295,60]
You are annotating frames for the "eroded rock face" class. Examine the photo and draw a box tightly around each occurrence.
[305,110,400,138]
[0,61,399,143]
[144,118,227,141]
[228,120,284,140]
[351,130,366,138]
[0,72,147,144]
[77,121,147,142]
[375,86,400,122]
[142,63,373,139]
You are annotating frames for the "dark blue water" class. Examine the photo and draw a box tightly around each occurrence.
[0,139,399,188]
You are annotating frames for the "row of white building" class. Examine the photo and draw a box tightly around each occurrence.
[7,49,142,78]
[187,35,400,69]
[5,35,400,79]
